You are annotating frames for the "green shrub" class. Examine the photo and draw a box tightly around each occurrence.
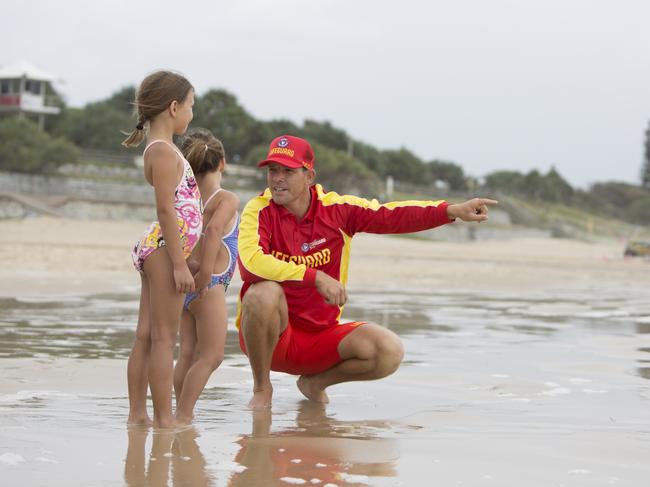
[0,117,79,173]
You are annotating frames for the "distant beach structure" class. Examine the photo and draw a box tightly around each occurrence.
[0,60,60,130]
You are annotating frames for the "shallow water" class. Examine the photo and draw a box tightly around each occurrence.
[1,286,649,486]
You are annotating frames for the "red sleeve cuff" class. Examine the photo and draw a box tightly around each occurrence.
[303,267,317,286]
[439,201,455,223]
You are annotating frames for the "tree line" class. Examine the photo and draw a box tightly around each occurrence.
[0,85,649,225]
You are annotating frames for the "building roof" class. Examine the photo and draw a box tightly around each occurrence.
[0,61,56,82]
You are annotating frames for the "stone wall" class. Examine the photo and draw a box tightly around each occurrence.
[0,171,153,205]
[0,171,260,220]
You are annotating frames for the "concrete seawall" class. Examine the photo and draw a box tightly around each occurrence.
[0,171,259,220]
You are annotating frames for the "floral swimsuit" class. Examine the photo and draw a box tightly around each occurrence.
[131,140,202,273]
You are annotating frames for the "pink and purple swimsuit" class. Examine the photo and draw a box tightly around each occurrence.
[131,140,202,273]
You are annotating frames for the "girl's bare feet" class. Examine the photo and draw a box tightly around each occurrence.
[175,413,194,426]
[127,415,153,427]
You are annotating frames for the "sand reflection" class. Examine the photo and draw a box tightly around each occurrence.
[229,401,399,486]
[124,427,213,487]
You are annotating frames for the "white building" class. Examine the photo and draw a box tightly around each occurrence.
[0,61,61,129]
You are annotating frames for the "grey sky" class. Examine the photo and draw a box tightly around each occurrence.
[4,0,650,188]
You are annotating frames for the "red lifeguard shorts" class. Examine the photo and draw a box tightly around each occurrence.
[238,320,366,376]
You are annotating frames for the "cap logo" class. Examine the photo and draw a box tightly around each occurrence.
[269,147,295,158]
[278,137,289,148]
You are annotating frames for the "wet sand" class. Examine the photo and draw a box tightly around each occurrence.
[1,217,649,486]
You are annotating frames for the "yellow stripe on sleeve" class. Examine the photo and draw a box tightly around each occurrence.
[238,190,311,283]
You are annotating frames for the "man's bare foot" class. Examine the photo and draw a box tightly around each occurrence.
[297,376,329,403]
[248,388,273,410]
[127,415,153,427]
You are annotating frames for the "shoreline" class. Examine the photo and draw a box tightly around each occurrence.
[0,217,646,298]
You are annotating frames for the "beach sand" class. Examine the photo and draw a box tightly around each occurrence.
[0,217,645,296]
[1,217,649,486]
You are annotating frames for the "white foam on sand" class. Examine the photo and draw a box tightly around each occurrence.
[280,477,307,484]
[208,461,247,473]
[338,472,370,484]
[35,457,58,464]
[0,452,25,465]
[16,295,84,304]
[569,377,591,384]
[540,387,571,397]
[0,390,75,404]
[579,310,629,319]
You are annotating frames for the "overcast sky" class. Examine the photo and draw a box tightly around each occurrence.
[4,0,650,188]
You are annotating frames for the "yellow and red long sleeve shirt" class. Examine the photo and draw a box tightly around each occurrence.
[236,184,453,331]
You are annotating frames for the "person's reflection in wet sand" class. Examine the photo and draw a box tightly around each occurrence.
[124,427,148,487]
[124,427,213,487]
[229,401,399,486]
[171,427,212,487]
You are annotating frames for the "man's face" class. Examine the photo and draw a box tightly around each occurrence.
[266,163,313,207]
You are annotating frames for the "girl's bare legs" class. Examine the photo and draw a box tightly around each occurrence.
[127,273,153,426]
[174,310,197,400]
[176,285,227,424]
[143,250,186,429]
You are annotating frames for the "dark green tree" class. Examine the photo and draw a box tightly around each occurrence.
[541,167,574,203]
[47,86,137,153]
[242,141,381,196]
[104,86,137,114]
[263,118,303,140]
[426,159,467,191]
[310,142,380,194]
[382,148,427,184]
[585,182,650,225]
[349,141,388,176]
[484,170,525,192]
[0,118,79,173]
[301,120,349,152]
[192,89,268,163]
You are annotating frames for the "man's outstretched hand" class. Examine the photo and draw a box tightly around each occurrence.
[447,198,498,223]
[315,270,348,306]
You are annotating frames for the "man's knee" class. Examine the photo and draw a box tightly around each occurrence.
[364,330,403,377]
[242,281,285,316]
[241,281,287,337]
[377,334,404,375]
[342,326,404,376]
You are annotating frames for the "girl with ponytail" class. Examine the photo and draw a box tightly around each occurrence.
[173,128,240,425]
[125,70,201,429]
